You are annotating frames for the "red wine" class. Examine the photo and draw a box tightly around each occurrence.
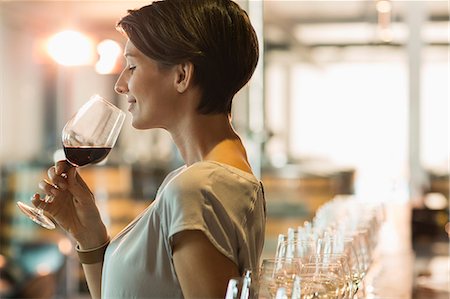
[63,146,112,167]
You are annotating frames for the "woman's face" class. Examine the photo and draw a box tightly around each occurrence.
[115,40,180,129]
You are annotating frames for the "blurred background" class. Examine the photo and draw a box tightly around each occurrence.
[0,0,448,298]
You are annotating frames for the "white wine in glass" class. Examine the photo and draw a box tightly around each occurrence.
[17,94,126,229]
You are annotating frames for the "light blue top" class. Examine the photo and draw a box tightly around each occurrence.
[102,161,266,298]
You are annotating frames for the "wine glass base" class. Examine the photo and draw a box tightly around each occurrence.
[17,201,56,230]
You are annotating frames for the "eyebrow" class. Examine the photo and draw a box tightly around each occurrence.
[124,53,136,58]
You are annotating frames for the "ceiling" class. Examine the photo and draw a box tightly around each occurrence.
[264,0,448,23]
[1,0,448,47]
[263,0,448,48]
[1,1,148,38]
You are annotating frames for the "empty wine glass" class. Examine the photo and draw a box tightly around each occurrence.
[276,239,318,260]
[17,94,125,229]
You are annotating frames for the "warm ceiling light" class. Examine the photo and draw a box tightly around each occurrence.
[294,23,375,45]
[47,30,95,66]
[95,39,122,74]
[376,0,392,14]
[424,192,448,210]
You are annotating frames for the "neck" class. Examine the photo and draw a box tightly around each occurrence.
[170,113,234,165]
[168,112,251,173]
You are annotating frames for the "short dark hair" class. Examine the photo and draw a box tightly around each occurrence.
[116,0,259,115]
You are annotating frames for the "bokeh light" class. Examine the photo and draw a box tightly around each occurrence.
[47,30,95,66]
[95,39,122,74]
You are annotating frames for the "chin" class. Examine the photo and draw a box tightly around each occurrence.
[131,118,157,130]
[131,119,146,130]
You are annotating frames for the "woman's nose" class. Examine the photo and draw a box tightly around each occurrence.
[114,74,128,94]
[114,82,128,94]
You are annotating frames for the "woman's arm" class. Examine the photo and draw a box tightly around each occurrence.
[34,161,108,299]
[172,230,240,299]
[81,262,104,299]
[76,238,109,299]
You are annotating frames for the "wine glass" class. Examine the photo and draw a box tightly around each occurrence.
[258,258,302,299]
[299,262,347,299]
[276,239,318,259]
[225,270,253,299]
[17,94,126,229]
[306,254,355,298]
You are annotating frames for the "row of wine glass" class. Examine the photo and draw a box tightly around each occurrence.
[226,195,385,299]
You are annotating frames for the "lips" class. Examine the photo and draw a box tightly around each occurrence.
[127,97,136,112]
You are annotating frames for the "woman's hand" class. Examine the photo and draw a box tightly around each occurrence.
[32,160,109,249]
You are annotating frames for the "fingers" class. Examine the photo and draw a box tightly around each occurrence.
[46,160,72,191]
[31,193,54,208]
[50,160,86,196]
[55,160,74,176]
[31,193,41,207]
[53,160,82,190]
[43,159,94,203]
[38,179,61,197]
[48,167,67,190]
[51,160,93,200]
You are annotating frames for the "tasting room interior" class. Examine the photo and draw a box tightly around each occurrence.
[0,1,448,298]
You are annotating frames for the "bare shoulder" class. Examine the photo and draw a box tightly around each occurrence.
[204,138,253,175]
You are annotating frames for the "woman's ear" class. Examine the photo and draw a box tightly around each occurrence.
[174,62,194,93]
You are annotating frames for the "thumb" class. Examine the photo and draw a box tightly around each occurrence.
[67,165,78,181]
[65,167,93,200]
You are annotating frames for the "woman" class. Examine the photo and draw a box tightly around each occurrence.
[33,0,266,298]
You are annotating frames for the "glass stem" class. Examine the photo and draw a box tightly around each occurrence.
[36,195,53,214]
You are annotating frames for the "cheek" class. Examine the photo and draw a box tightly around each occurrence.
[132,76,155,100]
[127,78,139,95]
